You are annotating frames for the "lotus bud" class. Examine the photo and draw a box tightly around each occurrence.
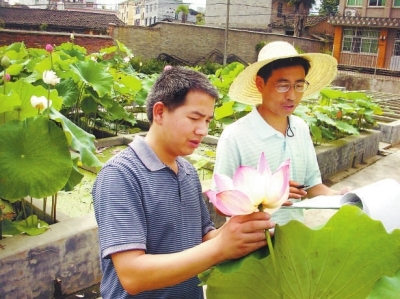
[45,44,54,53]
[3,73,11,81]
[1,56,10,68]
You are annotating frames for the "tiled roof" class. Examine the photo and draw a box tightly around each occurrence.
[271,15,329,28]
[0,7,125,30]
[328,15,400,28]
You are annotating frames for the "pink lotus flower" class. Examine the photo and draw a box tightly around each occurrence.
[206,153,290,216]
[45,44,54,53]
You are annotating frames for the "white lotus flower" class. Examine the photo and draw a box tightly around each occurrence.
[42,70,60,85]
[30,95,52,111]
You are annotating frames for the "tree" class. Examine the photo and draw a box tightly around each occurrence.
[175,4,189,23]
[319,0,339,16]
[286,0,316,37]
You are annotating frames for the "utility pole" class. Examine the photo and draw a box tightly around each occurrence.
[223,0,230,65]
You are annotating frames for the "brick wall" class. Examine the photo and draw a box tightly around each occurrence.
[0,29,115,53]
[1,23,327,64]
[111,22,327,65]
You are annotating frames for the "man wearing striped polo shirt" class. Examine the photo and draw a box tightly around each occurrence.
[92,66,275,299]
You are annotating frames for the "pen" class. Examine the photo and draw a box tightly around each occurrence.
[296,184,309,189]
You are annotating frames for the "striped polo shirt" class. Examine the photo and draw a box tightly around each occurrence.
[213,108,322,225]
[92,136,215,299]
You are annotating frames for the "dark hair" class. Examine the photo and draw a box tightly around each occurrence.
[146,66,218,124]
[256,57,311,82]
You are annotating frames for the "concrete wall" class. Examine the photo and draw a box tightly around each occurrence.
[0,214,101,299]
[316,130,382,180]
[333,72,400,94]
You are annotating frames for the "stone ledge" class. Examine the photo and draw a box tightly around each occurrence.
[377,120,400,146]
[0,214,101,299]
[316,130,381,180]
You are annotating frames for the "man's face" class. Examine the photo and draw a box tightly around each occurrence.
[161,90,215,158]
[255,65,306,118]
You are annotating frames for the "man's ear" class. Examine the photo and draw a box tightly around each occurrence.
[255,76,265,93]
[153,102,165,124]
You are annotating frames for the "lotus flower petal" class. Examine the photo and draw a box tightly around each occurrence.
[206,190,257,216]
[213,173,234,191]
[233,166,266,205]
[261,159,290,213]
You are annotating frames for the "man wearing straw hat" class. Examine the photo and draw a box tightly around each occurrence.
[213,41,347,225]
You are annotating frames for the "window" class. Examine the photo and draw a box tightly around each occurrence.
[347,0,363,5]
[136,7,140,14]
[153,16,157,23]
[369,0,386,6]
[394,0,400,6]
[394,31,400,56]
[277,3,283,17]
[342,27,379,54]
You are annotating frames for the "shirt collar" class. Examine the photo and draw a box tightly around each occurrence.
[129,135,191,174]
[249,106,296,139]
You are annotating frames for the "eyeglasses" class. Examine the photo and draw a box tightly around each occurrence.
[274,81,309,93]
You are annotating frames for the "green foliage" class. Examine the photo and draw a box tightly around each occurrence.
[200,206,400,299]
[296,89,383,144]
[256,41,267,53]
[0,40,150,235]
[196,13,205,25]
[39,23,48,31]
[130,57,168,74]
[319,0,339,16]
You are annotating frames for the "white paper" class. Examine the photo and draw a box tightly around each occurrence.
[288,178,400,232]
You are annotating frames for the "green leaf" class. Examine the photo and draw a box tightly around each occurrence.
[50,108,103,169]
[0,90,21,115]
[62,155,84,192]
[70,60,113,97]
[201,206,400,299]
[368,268,400,299]
[1,218,21,236]
[0,116,72,200]
[16,215,49,236]
[335,120,360,135]
[6,63,24,76]
[215,101,234,120]
[56,77,80,107]
[81,96,98,114]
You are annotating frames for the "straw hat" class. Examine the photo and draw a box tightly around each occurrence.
[228,41,338,105]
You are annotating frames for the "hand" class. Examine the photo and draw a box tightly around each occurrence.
[215,212,275,260]
[289,180,308,199]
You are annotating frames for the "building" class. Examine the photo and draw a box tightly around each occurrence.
[204,0,321,38]
[205,0,273,30]
[4,0,98,10]
[118,0,199,26]
[328,0,400,71]
[0,7,125,34]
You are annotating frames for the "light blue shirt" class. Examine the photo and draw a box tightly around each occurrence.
[213,107,322,225]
